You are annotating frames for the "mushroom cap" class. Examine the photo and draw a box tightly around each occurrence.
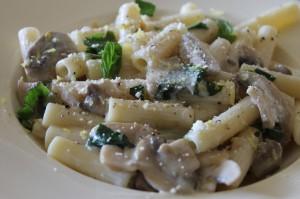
[25,32,78,81]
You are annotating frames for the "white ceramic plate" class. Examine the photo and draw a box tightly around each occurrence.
[1,0,300,198]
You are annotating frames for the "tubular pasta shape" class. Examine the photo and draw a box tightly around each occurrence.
[47,136,133,187]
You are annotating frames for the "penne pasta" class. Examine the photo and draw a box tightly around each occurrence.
[185,97,259,153]
[228,127,259,188]
[44,126,89,149]
[115,2,142,42]
[132,23,187,71]
[190,18,219,43]
[42,103,103,128]
[105,98,194,130]
[69,26,110,52]
[86,59,102,80]
[142,10,204,31]
[235,2,300,32]
[56,53,88,81]
[47,136,133,187]
[254,25,278,68]
[192,102,228,122]
[18,27,41,60]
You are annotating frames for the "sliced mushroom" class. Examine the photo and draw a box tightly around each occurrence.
[225,42,263,73]
[270,63,292,75]
[242,72,295,144]
[158,139,200,179]
[250,139,282,178]
[24,32,78,81]
[100,136,200,193]
[80,84,107,116]
[236,43,263,67]
[180,32,220,72]
[51,79,146,112]
[179,33,234,81]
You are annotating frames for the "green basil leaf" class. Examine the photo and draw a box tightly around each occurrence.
[217,19,236,43]
[87,124,134,149]
[101,41,122,78]
[17,83,50,130]
[254,68,276,81]
[135,0,156,17]
[206,81,223,96]
[189,22,208,30]
[84,31,116,57]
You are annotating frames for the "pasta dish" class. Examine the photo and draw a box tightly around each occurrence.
[16,0,300,194]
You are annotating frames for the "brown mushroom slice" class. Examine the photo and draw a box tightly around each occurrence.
[180,33,220,72]
[158,139,200,179]
[101,136,200,193]
[136,138,199,193]
[244,73,295,144]
[133,136,182,193]
[270,62,292,75]
[179,33,234,81]
[236,43,263,67]
[24,32,78,81]
[250,139,283,178]
[80,84,107,116]
[225,42,263,73]
[100,145,137,172]
[101,135,178,192]
[51,79,146,112]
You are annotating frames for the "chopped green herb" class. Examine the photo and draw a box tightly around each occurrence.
[84,31,116,57]
[189,22,208,30]
[155,84,176,101]
[155,65,207,100]
[217,19,236,43]
[254,68,276,81]
[17,83,50,130]
[135,0,156,17]
[130,85,145,100]
[206,81,224,96]
[101,41,122,78]
[253,122,283,142]
[263,126,284,142]
[87,124,134,149]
